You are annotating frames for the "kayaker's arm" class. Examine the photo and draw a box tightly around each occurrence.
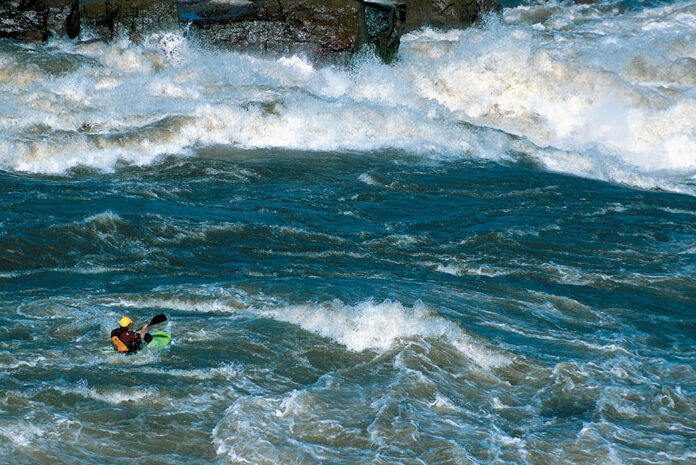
[140,323,148,339]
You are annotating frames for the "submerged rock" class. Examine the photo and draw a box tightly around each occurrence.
[0,0,79,41]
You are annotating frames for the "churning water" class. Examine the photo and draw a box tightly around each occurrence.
[1,1,695,463]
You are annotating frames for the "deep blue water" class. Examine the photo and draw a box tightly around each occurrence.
[2,151,695,463]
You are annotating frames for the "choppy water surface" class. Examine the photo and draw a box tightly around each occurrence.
[1,1,695,464]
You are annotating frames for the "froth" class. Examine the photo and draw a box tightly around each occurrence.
[0,33,483,175]
[401,6,696,191]
[257,299,509,369]
[2,3,695,192]
[434,262,510,277]
[72,380,159,405]
[100,286,508,368]
[0,420,45,446]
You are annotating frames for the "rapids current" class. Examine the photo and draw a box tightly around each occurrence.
[1,1,695,464]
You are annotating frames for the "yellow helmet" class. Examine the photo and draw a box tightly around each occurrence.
[119,317,132,328]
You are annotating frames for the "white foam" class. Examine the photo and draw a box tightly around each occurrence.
[0,355,47,370]
[83,211,122,225]
[3,3,695,189]
[401,7,696,192]
[106,295,241,313]
[358,173,382,186]
[0,30,509,176]
[435,262,510,277]
[71,380,158,404]
[256,299,510,369]
[429,393,460,413]
[99,288,508,368]
[0,420,45,446]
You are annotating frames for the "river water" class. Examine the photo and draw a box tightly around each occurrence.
[1,1,695,463]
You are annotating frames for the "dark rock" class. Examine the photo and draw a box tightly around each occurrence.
[361,0,407,63]
[65,0,81,37]
[184,0,361,60]
[0,0,498,65]
[398,0,497,32]
[182,0,407,63]
[178,0,253,19]
[0,0,79,41]
[79,0,179,40]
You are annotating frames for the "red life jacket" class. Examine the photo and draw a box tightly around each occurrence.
[111,327,141,353]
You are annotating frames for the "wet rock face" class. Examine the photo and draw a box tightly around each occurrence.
[0,0,498,63]
[184,0,407,63]
[79,0,179,40]
[362,0,407,63]
[184,0,362,59]
[0,0,79,41]
[398,0,497,32]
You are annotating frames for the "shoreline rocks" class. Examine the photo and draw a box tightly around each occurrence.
[0,0,80,41]
[362,0,407,63]
[179,0,406,62]
[79,0,179,41]
[181,0,407,63]
[184,0,362,61]
[398,0,498,33]
[1,0,498,63]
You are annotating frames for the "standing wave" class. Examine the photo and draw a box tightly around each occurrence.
[0,1,695,193]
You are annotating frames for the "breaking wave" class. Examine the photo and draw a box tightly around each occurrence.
[0,0,695,193]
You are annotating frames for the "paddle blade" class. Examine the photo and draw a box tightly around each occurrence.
[149,313,167,326]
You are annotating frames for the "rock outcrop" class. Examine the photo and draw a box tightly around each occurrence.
[79,0,179,40]
[362,0,407,63]
[181,0,406,63]
[398,0,497,32]
[183,0,360,57]
[0,0,498,63]
[0,0,79,41]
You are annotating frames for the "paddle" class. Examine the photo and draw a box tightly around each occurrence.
[137,313,167,331]
[148,313,167,326]
[140,314,167,345]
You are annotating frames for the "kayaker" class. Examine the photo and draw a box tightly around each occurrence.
[111,317,149,354]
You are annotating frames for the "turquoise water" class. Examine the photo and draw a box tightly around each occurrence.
[2,1,696,463]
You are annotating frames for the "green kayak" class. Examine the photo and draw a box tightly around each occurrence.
[146,331,172,349]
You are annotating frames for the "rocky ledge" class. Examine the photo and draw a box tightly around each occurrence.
[0,0,79,41]
[177,0,407,63]
[1,0,498,63]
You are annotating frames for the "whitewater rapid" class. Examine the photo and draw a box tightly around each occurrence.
[2,3,696,464]
[1,0,695,193]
